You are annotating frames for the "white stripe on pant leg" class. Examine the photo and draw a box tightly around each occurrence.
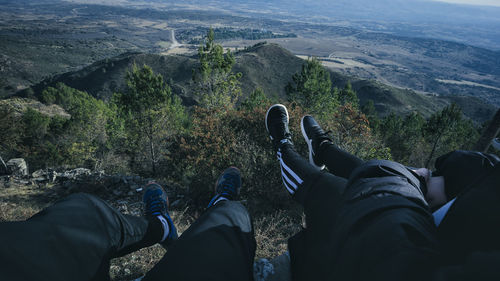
[280,164,298,190]
[281,175,296,194]
[277,151,304,184]
[280,165,298,194]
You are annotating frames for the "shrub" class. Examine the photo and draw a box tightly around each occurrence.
[166,104,307,211]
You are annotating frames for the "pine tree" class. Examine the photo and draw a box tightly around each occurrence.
[339,81,359,108]
[192,28,242,109]
[424,103,479,167]
[114,64,186,174]
[239,88,271,111]
[286,57,338,120]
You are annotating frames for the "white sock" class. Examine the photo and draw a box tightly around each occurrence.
[156,215,170,242]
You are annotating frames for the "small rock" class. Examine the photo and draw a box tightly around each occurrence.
[6,158,28,177]
[60,168,91,180]
[15,179,30,185]
[49,170,57,182]
[32,169,46,178]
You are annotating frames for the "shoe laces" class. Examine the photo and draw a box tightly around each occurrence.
[218,176,238,198]
[145,192,166,217]
[317,130,332,141]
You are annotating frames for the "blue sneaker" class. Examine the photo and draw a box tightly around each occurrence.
[143,182,178,245]
[207,167,242,208]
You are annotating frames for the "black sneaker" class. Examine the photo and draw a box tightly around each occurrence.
[301,115,332,170]
[265,104,292,150]
[207,167,242,208]
[143,182,178,245]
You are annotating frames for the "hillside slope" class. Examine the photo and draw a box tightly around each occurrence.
[21,43,497,122]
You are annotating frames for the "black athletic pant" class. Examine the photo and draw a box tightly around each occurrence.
[0,194,255,281]
[277,142,364,279]
[144,200,256,281]
[277,142,364,204]
[0,193,157,281]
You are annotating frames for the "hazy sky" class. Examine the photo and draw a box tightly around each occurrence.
[433,0,500,7]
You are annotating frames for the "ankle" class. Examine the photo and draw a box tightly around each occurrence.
[156,215,170,242]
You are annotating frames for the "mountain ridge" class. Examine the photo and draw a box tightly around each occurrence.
[19,43,497,123]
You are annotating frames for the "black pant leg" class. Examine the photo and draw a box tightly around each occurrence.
[143,201,256,281]
[317,142,364,179]
[277,143,323,196]
[278,143,347,204]
[0,193,157,281]
[277,142,353,280]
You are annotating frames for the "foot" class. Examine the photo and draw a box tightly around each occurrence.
[143,182,178,245]
[301,115,332,170]
[265,104,292,150]
[207,167,242,208]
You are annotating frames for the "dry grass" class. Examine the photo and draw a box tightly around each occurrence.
[110,245,166,280]
[253,209,303,259]
[0,202,41,221]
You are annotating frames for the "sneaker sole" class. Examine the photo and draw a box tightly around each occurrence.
[300,116,325,170]
[265,104,289,140]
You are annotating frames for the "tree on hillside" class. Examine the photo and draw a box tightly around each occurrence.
[114,64,186,175]
[192,28,242,109]
[41,83,111,168]
[361,100,380,131]
[0,106,23,160]
[424,103,478,168]
[339,81,359,108]
[286,57,338,119]
[239,88,272,111]
[379,112,426,165]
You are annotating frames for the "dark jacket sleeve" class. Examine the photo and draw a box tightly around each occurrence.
[433,150,500,198]
[432,251,500,281]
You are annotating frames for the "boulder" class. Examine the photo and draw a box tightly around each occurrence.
[6,158,28,177]
[32,169,57,183]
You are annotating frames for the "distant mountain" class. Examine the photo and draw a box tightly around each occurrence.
[133,0,500,50]
[22,43,497,123]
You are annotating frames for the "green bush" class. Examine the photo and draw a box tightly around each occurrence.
[165,104,308,211]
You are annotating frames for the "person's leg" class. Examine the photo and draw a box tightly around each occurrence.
[266,105,348,201]
[317,142,364,179]
[0,192,163,281]
[301,115,364,178]
[266,105,350,281]
[143,167,256,281]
